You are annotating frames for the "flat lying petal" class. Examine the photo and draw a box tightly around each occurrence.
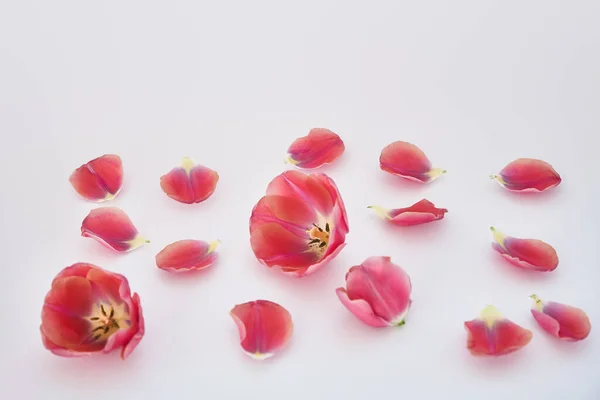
[229,300,293,359]
[369,199,448,226]
[379,141,445,183]
[490,227,558,271]
[491,158,561,192]
[530,295,591,341]
[81,207,149,252]
[464,305,532,356]
[335,288,391,328]
[160,157,219,204]
[156,239,220,272]
[286,128,345,169]
[69,154,123,201]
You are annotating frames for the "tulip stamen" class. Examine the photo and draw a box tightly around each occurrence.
[87,302,128,342]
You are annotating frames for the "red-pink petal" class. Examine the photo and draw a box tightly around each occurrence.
[156,240,220,272]
[530,295,591,341]
[266,170,335,216]
[335,288,390,328]
[464,305,532,356]
[229,300,293,359]
[69,154,123,202]
[160,157,219,204]
[491,227,558,271]
[286,128,345,169]
[379,141,445,183]
[81,207,148,252]
[492,158,561,192]
[369,199,448,226]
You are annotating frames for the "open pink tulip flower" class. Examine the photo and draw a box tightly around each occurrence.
[530,295,591,341]
[336,256,412,327]
[379,141,446,183]
[285,128,345,169]
[156,239,220,272]
[250,170,349,277]
[230,300,293,360]
[464,305,532,356]
[40,263,145,359]
[491,158,561,192]
[368,199,448,226]
[81,207,149,252]
[69,154,123,202]
[490,227,558,272]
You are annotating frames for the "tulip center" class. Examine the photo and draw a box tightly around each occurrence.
[308,222,330,256]
[87,302,130,343]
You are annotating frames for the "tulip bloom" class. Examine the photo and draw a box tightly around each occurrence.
[464,305,532,356]
[490,227,558,272]
[250,171,349,277]
[491,158,561,192]
[160,157,219,204]
[40,263,144,359]
[379,141,445,183]
[530,295,591,341]
[230,300,293,360]
[81,207,149,252]
[368,199,448,226]
[156,239,220,272]
[336,256,412,327]
[69,154,123,201]
[286,128,345,169]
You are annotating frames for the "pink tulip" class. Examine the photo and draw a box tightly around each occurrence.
[81,207,149,252]
[491,158,561,192]
[160,157,219,204]
[490,227,558,272]
[286,128,345,169]
[368,199,448,226]
[336,256,412,327]
[69,154,123,202]
[530,295,591,341]
[379,141,445,183]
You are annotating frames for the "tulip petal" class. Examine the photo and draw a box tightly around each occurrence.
[229,300,293,359]
[286,128,345,169]
[491,158,561,192]
[266,170,335,216]
[490,227,558,271]
[160,157,219,204]
[464,305,532,356]
[368,199,448,226]
[156,239,220,272]
[69,154,123,202]
[530,295,591,341]
[81,207,149,252]
[335,288,390,328]
[379,141,445,183]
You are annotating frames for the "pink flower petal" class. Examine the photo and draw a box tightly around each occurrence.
[379,141,446,183]
[335,288,390,328]
[490,227,558,271]
[368,199,448,226]
[160,157,219,204]
[229,300,293,359]
[286,128,345,169]
[156,239,220,272]
[81,207,149,252]
[69,154,123,202]
[530,295,591,341]
[491,158,561,192]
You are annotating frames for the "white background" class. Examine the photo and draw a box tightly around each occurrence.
[1,1,599,399]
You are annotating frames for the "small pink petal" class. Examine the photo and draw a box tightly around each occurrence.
[491,158,561,192]
[160,157,219,204]
[156,239,220,272]
[81,207,149,252]
[286,128,345,169]
[369,199,448,226]
[335,288,390,328]
[69,154,124,202]
[490,227,558,271]
[530,295,591,341]
[379,141,446,183]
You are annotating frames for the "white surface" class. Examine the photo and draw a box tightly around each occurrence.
[1,1,599,399]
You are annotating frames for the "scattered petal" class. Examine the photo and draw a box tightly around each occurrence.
[81,207,149,252]
[379,141,445,183]
[156,239,220,272]
[530,295,591,341]
[368,199,448,226]
[40,263,144,359]
[491,158,561,192]
[464,305,532,356]
[336,256,412,327]
[490,227,558,271]
[229,300,293,360]
[285,128,345,169]
[69,154,123,202]
[160,157,219,204]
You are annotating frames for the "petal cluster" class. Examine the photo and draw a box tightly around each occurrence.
[156,239,220,272]
[530,295,591,341]
[69,154,123,201]
[490,227,558,271]
[491,158,561,192]
[379,141,445,183]
[286,128,345,169]
[369,199,447,226]
[81,207,149,252]
[160,157,219,204]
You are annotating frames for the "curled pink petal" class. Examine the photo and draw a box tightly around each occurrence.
[464,305,532,356]
[490,227,558,271]
[336,256,412,327]
[69,154,123,202]
[250,171,349,277]
[491,158,561,192]
[81,207,149,252]
[379,141,445,183]
[368,199,448,226]
[156,239,220,272]
[530,295,591,341]
[160,157,219,204]
[286,128,345,169]
[229,300,293,359]
[40,263,144,359]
